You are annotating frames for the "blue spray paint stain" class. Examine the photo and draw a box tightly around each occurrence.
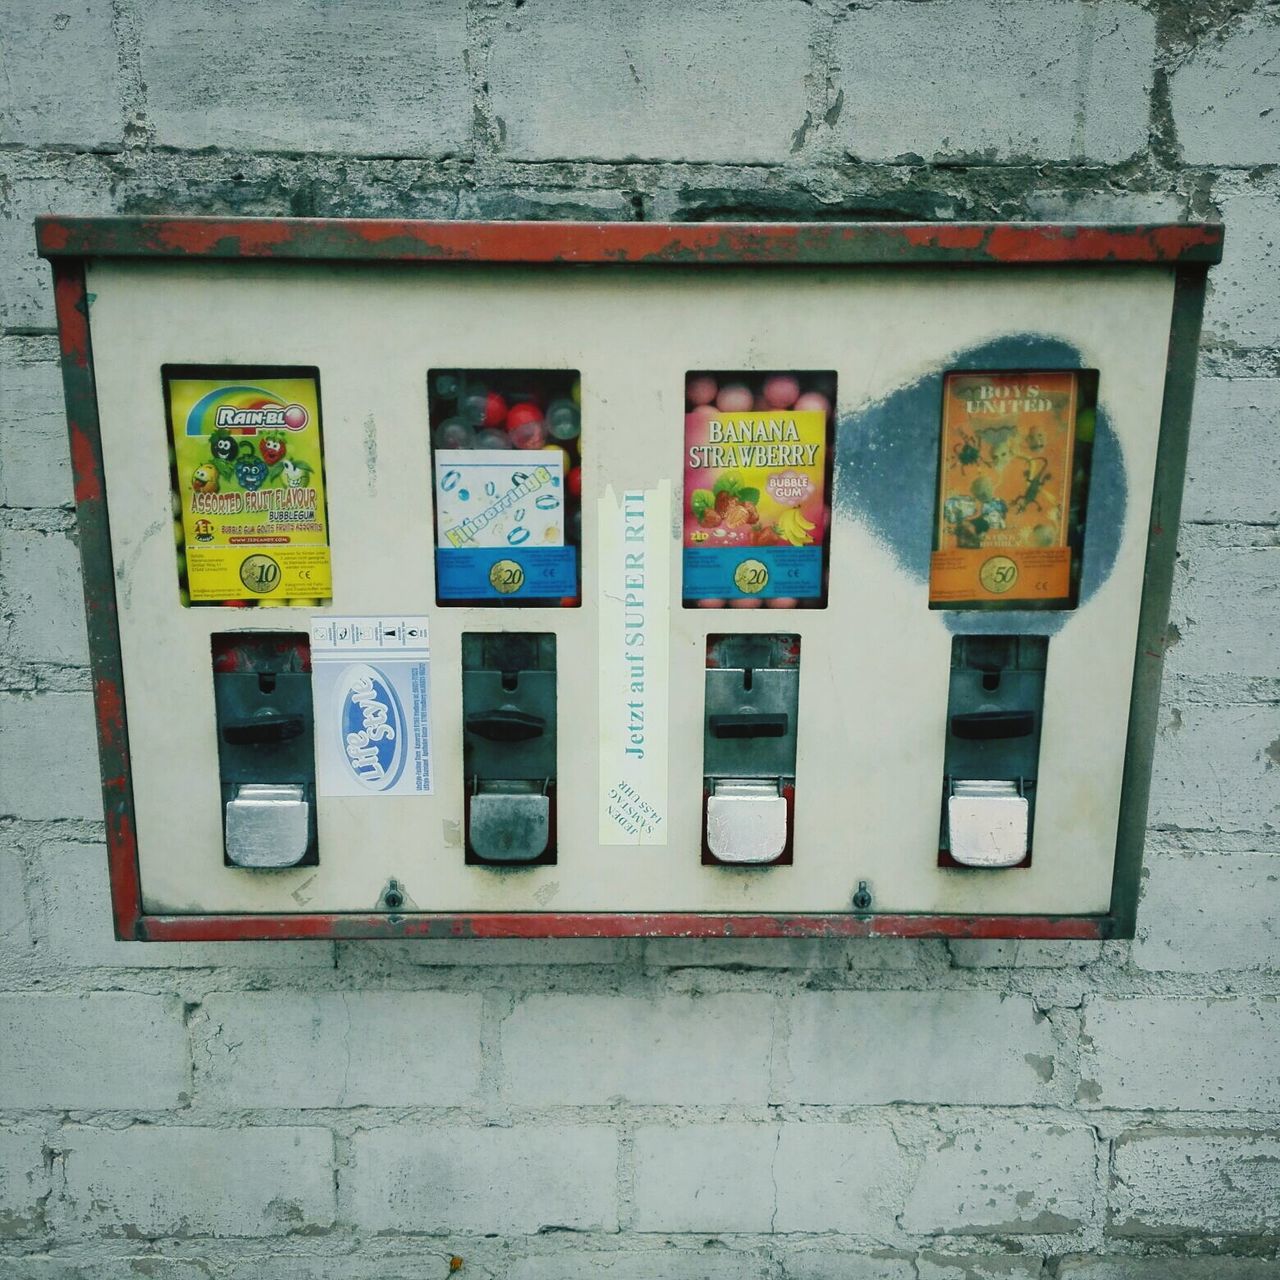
[833,335,1126,635]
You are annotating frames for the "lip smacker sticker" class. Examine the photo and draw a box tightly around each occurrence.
[434,449,575,600]
[683,409,827,600]
[930,371,1079,607]
[166,372,332,605]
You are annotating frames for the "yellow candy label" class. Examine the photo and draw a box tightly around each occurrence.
[165,371,332,605]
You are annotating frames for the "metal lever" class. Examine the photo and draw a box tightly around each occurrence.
[221,713,306,745]
[950,709,1035,740]
[710,712,789,739]
[225,783,311,868]
[465,708,546,742]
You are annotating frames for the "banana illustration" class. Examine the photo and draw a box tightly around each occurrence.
[777,507,816,546]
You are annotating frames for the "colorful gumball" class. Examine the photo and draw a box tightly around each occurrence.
[571,378,581,405]
[695,598,727,609]
[546,399,580,441]
[567,467,582,498]
[762,374,800,409]
[473,428,511,449]
[794,391,831,416]
[434,417,474,449]
[510,418,547,449]
[686,374,718,406]
[506,402,545,434]
[685,405,717,432]
[282,404,308,430]
[766,598,799,609]
[716,383,754,412]
[729,597,764,608]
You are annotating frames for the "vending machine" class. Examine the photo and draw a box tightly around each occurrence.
[36,217,1222,940]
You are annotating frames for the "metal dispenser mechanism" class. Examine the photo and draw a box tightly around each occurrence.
[942,635,1048,868]
[462,632,557,864]
[212,633,317,869]
[703,634,801,865]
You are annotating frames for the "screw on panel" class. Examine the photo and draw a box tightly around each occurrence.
[852,880,873,912]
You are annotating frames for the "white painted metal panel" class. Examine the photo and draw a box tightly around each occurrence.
[85,260,1174,915]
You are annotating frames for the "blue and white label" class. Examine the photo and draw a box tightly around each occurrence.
[434,449,572,601]
[682,545,822,600]
[435,546,577,600]
[311,617,433,797]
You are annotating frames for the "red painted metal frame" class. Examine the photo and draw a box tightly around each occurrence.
[38,217,1217,943]
[36,216,1223,267]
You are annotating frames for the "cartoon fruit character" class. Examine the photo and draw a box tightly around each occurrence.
[280,457,313,488]
[210,430,238,465]
[234,442,269,490]
[258,432,286,465]
[191,463,219,493]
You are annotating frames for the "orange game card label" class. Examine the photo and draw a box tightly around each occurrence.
[930,371,1078,607]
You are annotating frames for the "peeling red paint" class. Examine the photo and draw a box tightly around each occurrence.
[69,424,102,502]
[140,910,1109,943]
[95,676,124,747]
[901,225,988,251]
[107,810,143,941]
[153,218,297,256]
[35,216,1225,267]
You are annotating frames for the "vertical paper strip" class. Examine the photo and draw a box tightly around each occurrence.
[598,482,671,845]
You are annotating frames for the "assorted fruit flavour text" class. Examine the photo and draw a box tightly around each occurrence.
[428,370,582,607]
[683,371,835,609]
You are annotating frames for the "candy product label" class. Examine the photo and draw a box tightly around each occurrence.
[311,616,433,797]
[166,372,331,604]
[434,449,575,600]
[683,409,827,600]
[930,371,1079,607]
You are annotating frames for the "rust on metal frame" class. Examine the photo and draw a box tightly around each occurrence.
[49,260,145,941]
[139,911,1109,943]
[37,216,1224,268]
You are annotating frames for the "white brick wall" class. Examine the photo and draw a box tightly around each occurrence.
[60,1125,335,1236]
[786,991,1057,1104]
[193,991,483,1107]
[1110,1131,1280,1235]
[1079,996,1280,1110]
[901,1124,1097,1234]
[350,1124,619,1233]
[1,0,1277,1273]
[500,993,775,1105]
[136,0,471,157]
[1170,10,1280,166]
[487,0,813,164]
[834,1,1156,164]
[0,993,189,1108]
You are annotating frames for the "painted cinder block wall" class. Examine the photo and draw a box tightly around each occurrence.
[1,0,1277,1275]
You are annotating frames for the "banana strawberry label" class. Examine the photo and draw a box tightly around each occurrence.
[930,371,1082,608]
[164,370,332,605]
[683,407,828,602]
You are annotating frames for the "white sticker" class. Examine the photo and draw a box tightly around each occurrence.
[597,483,670,844]
[435,449,565,549]
[311,616,433,797]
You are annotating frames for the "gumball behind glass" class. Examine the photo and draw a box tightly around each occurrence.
[716,383,754,412]
[686,374,718,406]
[762,375,800,409]
[510,418,547,450]
[434,417,474,449]
[794,391,831,416]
